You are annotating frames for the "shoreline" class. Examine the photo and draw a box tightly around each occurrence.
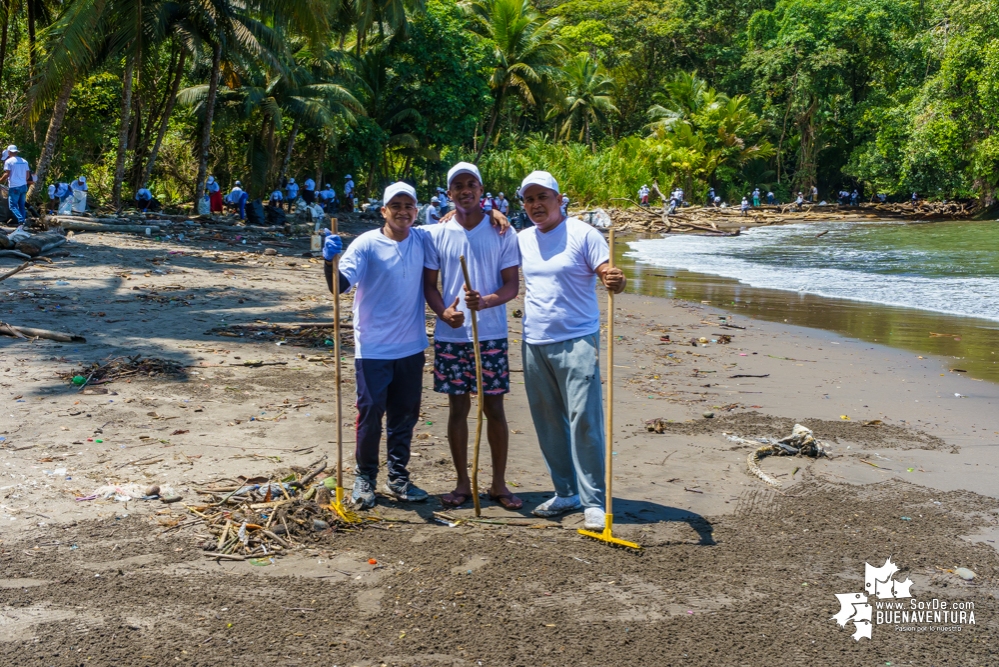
[615,226,999,383]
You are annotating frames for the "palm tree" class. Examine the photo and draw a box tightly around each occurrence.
[26,0,106,202]
[549,53,617,150]
[350,37,425,191]
[461,0,563,162]
[354,0,425,50]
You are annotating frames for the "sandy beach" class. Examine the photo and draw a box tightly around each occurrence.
[1,219,997,665]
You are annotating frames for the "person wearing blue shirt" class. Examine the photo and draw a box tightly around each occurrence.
[136,186,153,212]
[286,178,299,211]
[226,181,249,220]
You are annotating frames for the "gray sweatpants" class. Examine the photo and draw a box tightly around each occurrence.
[523,333,606,509]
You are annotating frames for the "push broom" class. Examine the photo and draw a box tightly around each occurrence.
[329,217,360,523]
[459,255,484,517]
[578,228,641,550]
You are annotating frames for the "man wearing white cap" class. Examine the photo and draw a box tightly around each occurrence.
[423,161,522,510]
[136,185,153,212]
[517,170,625,530]
[285,178,299,211]
[318,183,336,212]
[226,181,248,220]
[322,181,431,509]
[343,174,355,212]
[0,146,32,225]
[427,196,442,225]
[496,192,509,215]
[69,175,88,213]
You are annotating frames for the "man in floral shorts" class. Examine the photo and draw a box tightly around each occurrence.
[424,162,522,510]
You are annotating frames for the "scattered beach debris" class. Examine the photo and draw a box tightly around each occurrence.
[727,424,827,487]
[76,483,177,502]
[56,354,187,388]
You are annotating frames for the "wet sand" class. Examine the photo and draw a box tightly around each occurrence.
[1,221,997,665]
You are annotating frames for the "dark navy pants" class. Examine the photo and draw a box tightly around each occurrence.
[354,352,424,483]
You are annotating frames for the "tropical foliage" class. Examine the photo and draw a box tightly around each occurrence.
[0,0,996,208]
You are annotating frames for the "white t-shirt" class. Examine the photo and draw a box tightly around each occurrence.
[427,204,441,224]
[4,157,30,188]
[304,179,315,191]
[425,217,520,343]
[338,228,430,360]
[497,198,509,214]
[344,179,354,196]
[518,217,609,345]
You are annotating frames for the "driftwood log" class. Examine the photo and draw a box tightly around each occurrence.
[0,321,87,343]
[0,261,31,282]
[15,231,66,257]
[57,220,160,233]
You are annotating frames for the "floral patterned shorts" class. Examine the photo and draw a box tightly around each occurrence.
[433,338,510,395]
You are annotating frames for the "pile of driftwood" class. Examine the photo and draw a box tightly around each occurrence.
[870,199,976,219]
[49,214,164,234]
[0,229,68,259]
[207,320,353,348]
[56,354,187,388]
[186,461,369,561]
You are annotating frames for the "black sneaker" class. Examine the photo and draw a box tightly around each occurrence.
[351,475,376,509]
[384,479,428,502]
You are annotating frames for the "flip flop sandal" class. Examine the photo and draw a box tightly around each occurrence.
[441,491,470,507]
[487,491,524,511]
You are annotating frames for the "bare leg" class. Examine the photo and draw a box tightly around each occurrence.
[483,394,521,508]
[444,393,472,502]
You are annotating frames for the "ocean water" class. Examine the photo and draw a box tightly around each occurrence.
[625,219,999,322]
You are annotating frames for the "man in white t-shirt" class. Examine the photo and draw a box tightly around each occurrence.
[0,146,32,225]
[285,178,299,211]
[343,175,355,212]
[426,196,442,224]
[496,192,509,215]
[302,178,316,205]
[517,170,625,530]
[424,161,522,511]
[322,181,431,509]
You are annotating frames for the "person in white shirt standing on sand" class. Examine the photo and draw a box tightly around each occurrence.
[322,181,432,509]
[0,146,33,225]
[517,171,626,530]
[424,162,522,510]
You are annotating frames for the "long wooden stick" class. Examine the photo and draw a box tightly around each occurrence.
[459,255,483,517]
[332,218,344,499]
[605,228,615,521]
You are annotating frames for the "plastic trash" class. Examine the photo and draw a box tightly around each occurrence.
[71,189,87,213]
[197,195,211,216]
[954,567,976,581]
[591,207,612,228]
[72,375,86,385]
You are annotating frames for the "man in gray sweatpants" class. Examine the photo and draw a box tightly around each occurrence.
[516,171,626,530]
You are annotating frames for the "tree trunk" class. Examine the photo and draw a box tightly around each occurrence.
[315,139,326,190]
[113,57,136,209]
[194,41,222,206]
[28,77,75,202]
[277,115,300,185]
[141,49,186,185]
[0,0,10,85]
[475,85,506,163]
[26,0,36,80]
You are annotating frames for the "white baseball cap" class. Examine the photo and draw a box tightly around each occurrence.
[383,181,417,204]
[431,196,439,203]
[79,176,86,183]
[288,178,295,184]
[498,192,504,197]
[207,176,215,183]
[519,171,560,196]
[6,145,17,152]
[344,174,352,179]
[447,161,482,188]
[325,184,331,189]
